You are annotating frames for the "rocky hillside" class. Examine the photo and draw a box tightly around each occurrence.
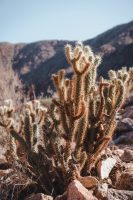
[0,20,133,95]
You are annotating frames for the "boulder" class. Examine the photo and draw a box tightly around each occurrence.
[67,180,98,200]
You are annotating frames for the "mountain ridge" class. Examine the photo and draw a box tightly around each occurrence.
[0,20,133,95]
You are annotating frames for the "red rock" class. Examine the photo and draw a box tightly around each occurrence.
[78,176,98,189]
[67,180,98,200]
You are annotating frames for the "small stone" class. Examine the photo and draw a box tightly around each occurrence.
[114,131,133,144]
[121,149,133,162]
[117,118,133,132]
[97,157,116,179]
[122,106,133,119]
[107,189,133,200]
[67,180,98,200]
[95,183,108,200]
[116,169,133,191]
[54,192,67,200]
[24,193,53,200]
[113,149,124,157]
[78,176,99,189]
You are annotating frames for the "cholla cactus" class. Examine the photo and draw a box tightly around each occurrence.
[0,43,131,196]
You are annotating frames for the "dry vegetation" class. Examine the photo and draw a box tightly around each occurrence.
[0,64,23,105]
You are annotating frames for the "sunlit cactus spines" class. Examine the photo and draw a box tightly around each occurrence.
[0,42,132,196]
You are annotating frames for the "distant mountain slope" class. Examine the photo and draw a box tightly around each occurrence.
[0,20,133,95]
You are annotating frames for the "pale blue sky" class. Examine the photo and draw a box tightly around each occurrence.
[0,0,133,43]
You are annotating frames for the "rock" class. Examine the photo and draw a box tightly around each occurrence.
[107,188,133,200]
[78,176,99,189]
[116,169,133,190]
[97,157,116,179]
[102,148,113,157]
[117,118,133,132]
[54,192,67,200]
[114,131,133,144]
[125,163,133,171]
[121,149,133,162]
[67,180,98,200]
[95,183,108,200]
[109,163,125,186]
[25,193,53,200]
[121,106,133,119]
[113,149,124,157]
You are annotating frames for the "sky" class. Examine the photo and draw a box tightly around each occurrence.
[0,0,133,43]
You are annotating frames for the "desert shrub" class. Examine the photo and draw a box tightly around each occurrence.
[0,62,24,165]
[0,42,132,197]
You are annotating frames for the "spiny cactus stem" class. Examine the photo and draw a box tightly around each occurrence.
[10,129,29,152]
[96,84,106,120]
[74,51,82,62]
[24,113,32,149]
[73,100,85,121]
[52,100,69,134]
[53,142,66,174]
[79,151,87,171]
[64,141,71,162]
[60,108,69,134]
[74,75,83,114]
[72,60,90,75]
